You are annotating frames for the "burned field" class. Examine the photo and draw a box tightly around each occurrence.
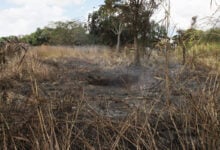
[0,45,219,149]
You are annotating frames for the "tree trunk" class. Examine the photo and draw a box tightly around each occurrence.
[134,35,140,66]
[116,33,121,52]
[182,44,186,65]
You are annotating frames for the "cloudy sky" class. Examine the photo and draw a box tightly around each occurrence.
[0,0,219,37]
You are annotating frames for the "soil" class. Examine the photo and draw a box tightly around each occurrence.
[1,55,210,118]
[41,57,159,118]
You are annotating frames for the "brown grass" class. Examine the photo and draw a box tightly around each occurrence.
[32,45,132,68]
[0,45,219,149]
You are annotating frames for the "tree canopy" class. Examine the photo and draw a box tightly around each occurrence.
[88,0,166,64]
[21,21,89,46]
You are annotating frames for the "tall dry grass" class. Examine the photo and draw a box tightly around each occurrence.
[32,45,133,68]
[0,45,219,149]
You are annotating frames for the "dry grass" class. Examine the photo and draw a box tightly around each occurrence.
[174,43,220,72]
[0,45,219,149]
[32,45,132,68]
[188,43,220,71]
[0,50,55,82]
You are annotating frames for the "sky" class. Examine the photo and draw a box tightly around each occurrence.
[0,0,219,37]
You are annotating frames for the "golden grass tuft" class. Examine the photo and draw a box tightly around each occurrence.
[0,50,56,82]
[32,45,132,68]
[174,42,220,73]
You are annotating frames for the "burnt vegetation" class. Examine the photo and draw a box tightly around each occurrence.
[0,0,220,149]
[0,37,28,67]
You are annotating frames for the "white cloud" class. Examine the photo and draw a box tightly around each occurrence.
[153,0,220,34]
[171,0,219,29]
[0,4,69,36]
[0,0,86,36]
[6,0,84,6]
[0,0,219,37]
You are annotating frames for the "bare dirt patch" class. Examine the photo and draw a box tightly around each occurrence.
[33,57,159,118]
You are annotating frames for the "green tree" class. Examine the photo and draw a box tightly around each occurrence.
[202,28,220,43]
[174,16,204,64]
[148,21,167,47]
[48,21,79,45]
[102,0,127,52]
[117,0,162,65]
[22,28,50,46]
[88,0,162,65]
[22,20,89,46]
[88,6,122,46]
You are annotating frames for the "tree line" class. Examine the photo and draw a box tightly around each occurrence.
[0,0,219,63]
